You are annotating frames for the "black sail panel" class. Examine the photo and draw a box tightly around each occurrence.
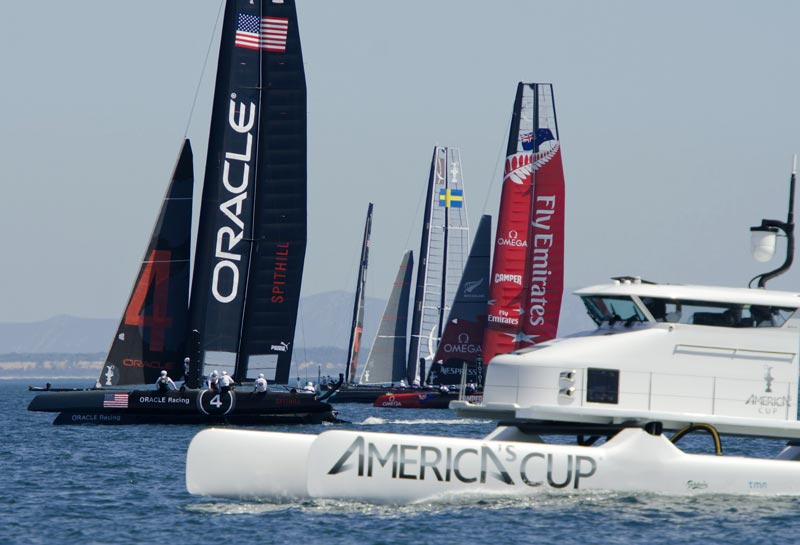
[190,0,257,372]
[190,0,307,384]
[406,148,438,385]
[345,203,374,383]
[98,140,193,387]
[239,0,307,383]
[429,214,491,386]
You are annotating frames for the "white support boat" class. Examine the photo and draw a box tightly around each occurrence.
[187,276,800,502]
[455,278,800,438]
[185,127,800,504]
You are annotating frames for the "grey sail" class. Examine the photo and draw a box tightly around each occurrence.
[359,250,414,384]
[406,146,470,384]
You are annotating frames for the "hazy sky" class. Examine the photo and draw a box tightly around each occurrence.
[2,0,800,323]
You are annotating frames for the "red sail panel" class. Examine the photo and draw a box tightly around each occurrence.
[483,150,533,361]
[483,83,565,363]
[521,146,565,345]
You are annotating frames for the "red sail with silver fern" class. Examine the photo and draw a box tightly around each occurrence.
[483,83,565,363]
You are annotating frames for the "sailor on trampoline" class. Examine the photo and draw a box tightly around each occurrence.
[254,373,268,393]
[155,370,177,392]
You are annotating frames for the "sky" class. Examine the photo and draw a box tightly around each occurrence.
[2,0,800,323]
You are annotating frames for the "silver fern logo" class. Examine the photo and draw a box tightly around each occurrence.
[503,142,560,186]
[464,277,485,296]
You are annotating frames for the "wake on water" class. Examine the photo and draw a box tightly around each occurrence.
[185,490,800,518]
[358,416,490,426]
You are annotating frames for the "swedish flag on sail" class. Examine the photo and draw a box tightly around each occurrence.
[438,188,464,208]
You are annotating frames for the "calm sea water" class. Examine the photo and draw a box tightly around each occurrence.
[5,378,800,545]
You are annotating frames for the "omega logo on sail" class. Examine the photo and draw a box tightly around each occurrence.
[497,229,528,248]
[212,96,257,304]
[443,332,481,354]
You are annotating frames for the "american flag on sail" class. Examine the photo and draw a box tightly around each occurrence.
[235,13,289,52]
[103,393,128,408]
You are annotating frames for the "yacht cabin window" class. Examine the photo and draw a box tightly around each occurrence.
[582,295,795,328]
[582,296,646,326]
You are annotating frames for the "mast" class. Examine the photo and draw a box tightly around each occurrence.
[98,140,193,388]
[438,160,450,338]
[345,203,374,384]
[189,0,307,384]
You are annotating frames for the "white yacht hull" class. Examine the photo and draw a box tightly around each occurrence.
[186,427,800,503]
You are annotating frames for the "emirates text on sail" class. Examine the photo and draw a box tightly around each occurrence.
[528,195,556,327]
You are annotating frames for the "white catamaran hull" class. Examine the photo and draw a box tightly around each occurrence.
[186,427,800,503]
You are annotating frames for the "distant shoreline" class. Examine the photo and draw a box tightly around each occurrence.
[3,375,96,381]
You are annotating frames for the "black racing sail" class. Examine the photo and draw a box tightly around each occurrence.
[345,203,374,384]
[428,214,491,386]
[189,0,307,384]
[97,140,193,388]
[359,250,414,384]
[406,147,470,385]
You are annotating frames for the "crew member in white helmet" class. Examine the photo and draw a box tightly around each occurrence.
[207,370,219,392]
[219,371,235,393]
[302,381,316,394]
[183,357,191,380]
[254,373,268,393]
[155,370,177,392]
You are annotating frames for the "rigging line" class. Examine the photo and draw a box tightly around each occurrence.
[403,160,430,252]
[480,106,514,217]
[183,0,225,138]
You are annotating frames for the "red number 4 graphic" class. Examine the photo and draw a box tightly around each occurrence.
[124,249,173,352]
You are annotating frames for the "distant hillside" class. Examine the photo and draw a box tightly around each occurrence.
[0,291,385,356]
[293,290,385,353]
[0,315,116,354]
[0,289,592,379]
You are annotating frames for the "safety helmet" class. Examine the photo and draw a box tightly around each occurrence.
[184,357,190,363]
[160,370,167,377]
[222,371,228,376]
[210,370,218,378]
[258,373,265,379]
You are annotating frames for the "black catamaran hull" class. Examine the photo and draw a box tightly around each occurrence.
[28,389,336,425]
